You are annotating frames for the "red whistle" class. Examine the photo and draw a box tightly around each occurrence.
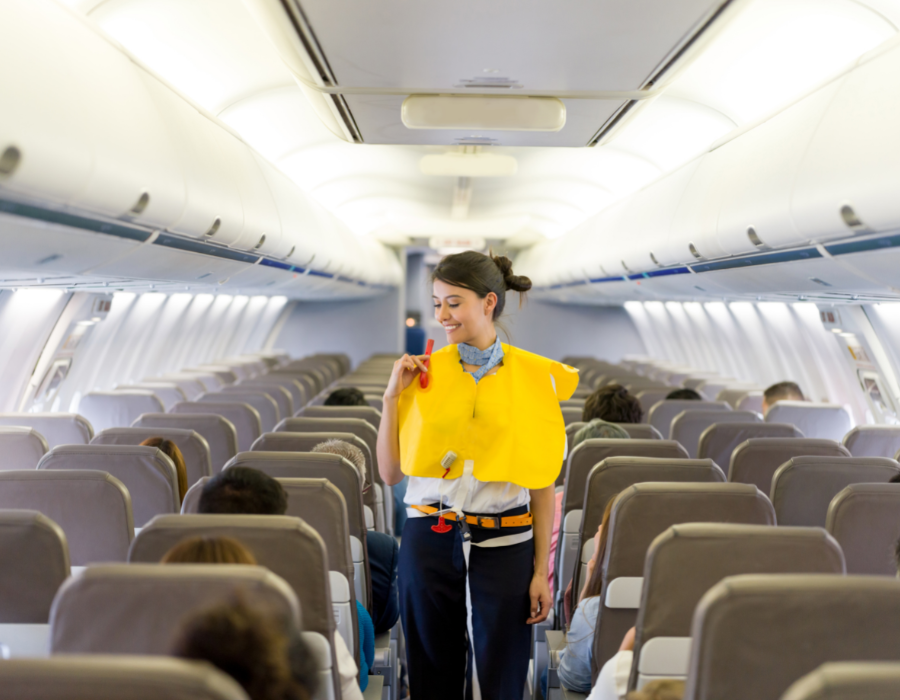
[431,515,452,534]
[419,339,434,389]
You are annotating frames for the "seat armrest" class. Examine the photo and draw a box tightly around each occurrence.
[546,630,566,670]
[363,675,384,700]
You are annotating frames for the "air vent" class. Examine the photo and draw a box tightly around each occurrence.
[129,192,150,215]
[254,235,266,249]
[688,243,702,260]
[205,218,221,237]
[840,203,865,230]
[0,145,21,176]
[747,226,766,249]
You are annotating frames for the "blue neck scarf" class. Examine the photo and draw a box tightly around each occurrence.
[458,337,505,384]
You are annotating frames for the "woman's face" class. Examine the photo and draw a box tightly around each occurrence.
[433,279,496,346]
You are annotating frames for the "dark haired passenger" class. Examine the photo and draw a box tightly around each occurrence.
[762,381,806,416]
[665,388,702,401]
[312,440,400,635]
[172,595,318,700]
[584,385,643,424]
[140,437,188,504]
[199,466,367,700]
[325,387,369,407]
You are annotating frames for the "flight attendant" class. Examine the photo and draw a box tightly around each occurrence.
[376,251,579,700]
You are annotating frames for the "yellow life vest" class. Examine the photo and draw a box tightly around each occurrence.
[398,344,580,490]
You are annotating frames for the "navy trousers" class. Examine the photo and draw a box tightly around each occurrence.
[399,505,534,700]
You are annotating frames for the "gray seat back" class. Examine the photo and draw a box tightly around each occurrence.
[717,388,757,409]
[0,471,133,565]
[0,414,93,449]
[736,392,765,414]
[563,439,690,515]
[50,563,299,654]
[172,402,261,453]
[684,575,900,700]
[91,427,212,488]
[634,524,845,689]
[781,662,900,700]
[766,402,854,441]
[729,438,850,494]
[38,445,179,527]
[133,413,237,474]
[648,401,731,439]
[593,483,775,676]
[116,383,185,411]
[226,383,293,421]
[180,477,208,514]
[0,426,49,470]
[561,407,583,427]
[276,417,379,486]
[700,423,804,478]
[843,425,900,459]
[615,423,663,440]
[0,510,70,622]
[635,390,671,421]
[826,483,900,575]
[0,656,249,700]
[152,374,206,400]
[672,410,762,459]
[238,376,307,410]
[79,392,165,433]
[772,456,900,527]
[197,392,279,433]
[298,405,382,430]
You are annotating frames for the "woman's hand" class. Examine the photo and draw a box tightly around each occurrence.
[527,573,552,624]
[384,353,428,401]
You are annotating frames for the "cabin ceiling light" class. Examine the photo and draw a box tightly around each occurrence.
[403,95,566,132]
[419,151,518,178]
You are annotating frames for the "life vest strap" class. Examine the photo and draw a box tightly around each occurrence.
[410,504,533,529]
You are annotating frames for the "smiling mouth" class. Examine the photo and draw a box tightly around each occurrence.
[443,324,461,332]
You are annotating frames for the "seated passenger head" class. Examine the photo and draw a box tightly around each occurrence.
[762,381,806,414]
[324,387,368,406]
[573,419,630,448]
[140,437,188,504]
[162,535,256,565]
[583,384,643,424]
[431,250,531,345]
[625,679,685,700]
[311,439,368,490]
[172,595,318,700]
[665,388,702,401]
[199,467,287,516]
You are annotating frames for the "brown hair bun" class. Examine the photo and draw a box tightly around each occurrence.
[490,253,533,293]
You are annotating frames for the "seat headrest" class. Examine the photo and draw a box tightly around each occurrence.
[0,413,93,449]
[729,438,850,493]
[672,410,763,458]
[91,427,212,487]
[134,413,237,473]
[826,482,900,576]
[699,423,804,477]
[647,401,731,438]
[0,425,49,469]
[78,392,165,433]
[842,425,900,459]
[781,662,900,700]
[765,402,853,441]
[172,402,261,452]
[298,405,382,429]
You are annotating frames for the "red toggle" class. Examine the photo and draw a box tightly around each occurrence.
[431,515,452,534]
[419,339,434,389]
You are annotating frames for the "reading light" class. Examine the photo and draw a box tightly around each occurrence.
[420,152,518,177]
[402,95,566,132]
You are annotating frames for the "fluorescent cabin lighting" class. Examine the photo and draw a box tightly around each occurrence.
[420,152,518,177]
[402,95,566,132]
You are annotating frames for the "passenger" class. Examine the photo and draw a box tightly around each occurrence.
[172,594,318,700]
[324,387,368,406]
[311,439,401,635]
[623,679,685,700]
[587,626,637,700]
[377,250,577,700]
[198,467,370,699]
[161,535,256,564]
[761,381,805,415]
[140,436,188,504]
[583,385,643,423]
[664,388,702,401]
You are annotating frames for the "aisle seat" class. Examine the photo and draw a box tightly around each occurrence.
[0,510,69,657]
[826,483,900,575]
[699,423,804,478]
[128,516,342,697]
[771,456,900,527]
[647,401,731,440]
[0,426,49,470]
[728,438,850,494]
[684,575,900,700]
[765,402,853,441]
[37,445,179,527]
[736,393,765,414]
[252,432,386,533]
[224,383,293,422]
[298,405,382,431]
[842,425,900,459]
[698,381,758,402]
[91,427,212,487]
[630,524,844,690]
[672,410,762,459]
[133,413,237,475]
[115,383,185,411]
[198,392,279,432]
[0,471,133,565]
[172,401,261,453]
[238,376,304,413]
[560,399,585,409]
[78,392,164,434]
[151,374,206,400]
[0,414,93,450]
[781,662,900,700]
